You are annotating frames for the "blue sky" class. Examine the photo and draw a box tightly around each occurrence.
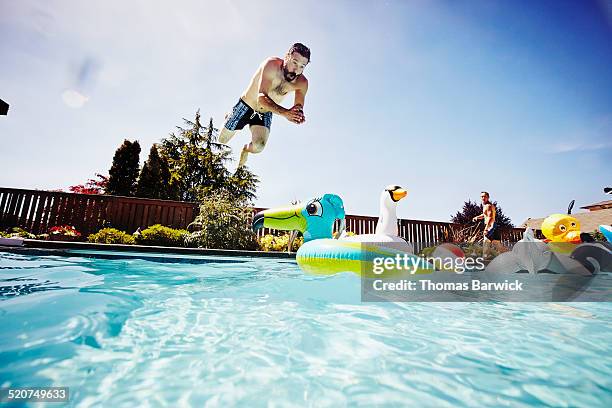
[1,0,611,226]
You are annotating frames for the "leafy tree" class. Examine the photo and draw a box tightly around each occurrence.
[451,200,481,225]
[451,199,513,228]
[107,139,141,196]
[69,173,108,195]
[136,144,172,199]
[160,110,259,202]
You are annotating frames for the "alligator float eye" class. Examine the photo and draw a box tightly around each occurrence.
[559,225,566,232]
[306,201,323,217]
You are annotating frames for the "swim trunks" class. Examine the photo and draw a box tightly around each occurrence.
[485,222,501,241]
[224,99,272,131]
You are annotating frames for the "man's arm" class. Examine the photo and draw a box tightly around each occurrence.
[292,78,308,123]
[293,77,308,108]
[483,204,494,231]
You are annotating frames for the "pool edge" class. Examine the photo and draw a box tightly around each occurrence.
[0,239,296,259]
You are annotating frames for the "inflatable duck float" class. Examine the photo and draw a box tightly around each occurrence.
[485,228,592,275]
[486,199,611,275]
[540,200,582,253]
[542,213,581,243]
[252,186,433,275]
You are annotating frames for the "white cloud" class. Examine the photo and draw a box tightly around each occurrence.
[61,89,89,108]
[549,141,612,153]
[547,114,612,153]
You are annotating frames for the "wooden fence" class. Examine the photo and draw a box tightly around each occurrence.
[336,214,526,248]
[0,187,530,244]
[0,188,195,236]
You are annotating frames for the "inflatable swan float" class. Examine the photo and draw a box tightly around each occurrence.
[340,185,414,252]
[252,186,432,275]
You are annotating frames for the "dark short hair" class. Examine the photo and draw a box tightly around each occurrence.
[481,191,489,197]
[288,43,311,62]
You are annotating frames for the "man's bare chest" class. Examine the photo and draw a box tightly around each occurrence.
[270,78,294,96]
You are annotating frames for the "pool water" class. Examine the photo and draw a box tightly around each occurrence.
[1,251,611,407]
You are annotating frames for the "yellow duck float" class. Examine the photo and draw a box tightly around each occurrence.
[541,214,581,243]
[541,200,582,253]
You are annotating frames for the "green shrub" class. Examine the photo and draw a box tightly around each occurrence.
[135,224,188,247]
[257,229,349,252]
[88,228,135,245]
[258,233,303,252]
[0,227,36,239]
[185,190,259,250]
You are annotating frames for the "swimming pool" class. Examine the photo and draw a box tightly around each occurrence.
[1,250,611,407]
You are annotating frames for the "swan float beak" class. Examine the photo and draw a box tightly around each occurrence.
[391,188,408,202]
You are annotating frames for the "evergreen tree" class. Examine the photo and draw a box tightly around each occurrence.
[136,144,172,199]
[106,139,141,196]
[225,166,259,203]
[159,110,259,202]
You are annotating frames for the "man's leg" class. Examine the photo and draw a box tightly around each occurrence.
[219,127,236,144]
[220,102,248,144]
[239,125,269,167]
[482,236,492,259]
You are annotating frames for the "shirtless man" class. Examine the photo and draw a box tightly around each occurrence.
[472,191,505,257]
[219,43,310,167]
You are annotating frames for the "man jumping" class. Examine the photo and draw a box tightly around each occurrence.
[219,43,310,167]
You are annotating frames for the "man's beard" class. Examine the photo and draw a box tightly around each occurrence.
[283,66,298,81]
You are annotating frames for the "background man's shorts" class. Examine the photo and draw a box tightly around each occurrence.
[224,99,272,131]
[485,223,501,241]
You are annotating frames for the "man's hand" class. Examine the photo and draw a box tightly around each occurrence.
[282,105,305,124]
[294,105,305,124]
[472,216,479,222]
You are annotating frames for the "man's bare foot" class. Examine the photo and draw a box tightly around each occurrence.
[238,148,249,167]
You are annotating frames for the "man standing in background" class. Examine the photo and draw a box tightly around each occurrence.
[473,191,505,257]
